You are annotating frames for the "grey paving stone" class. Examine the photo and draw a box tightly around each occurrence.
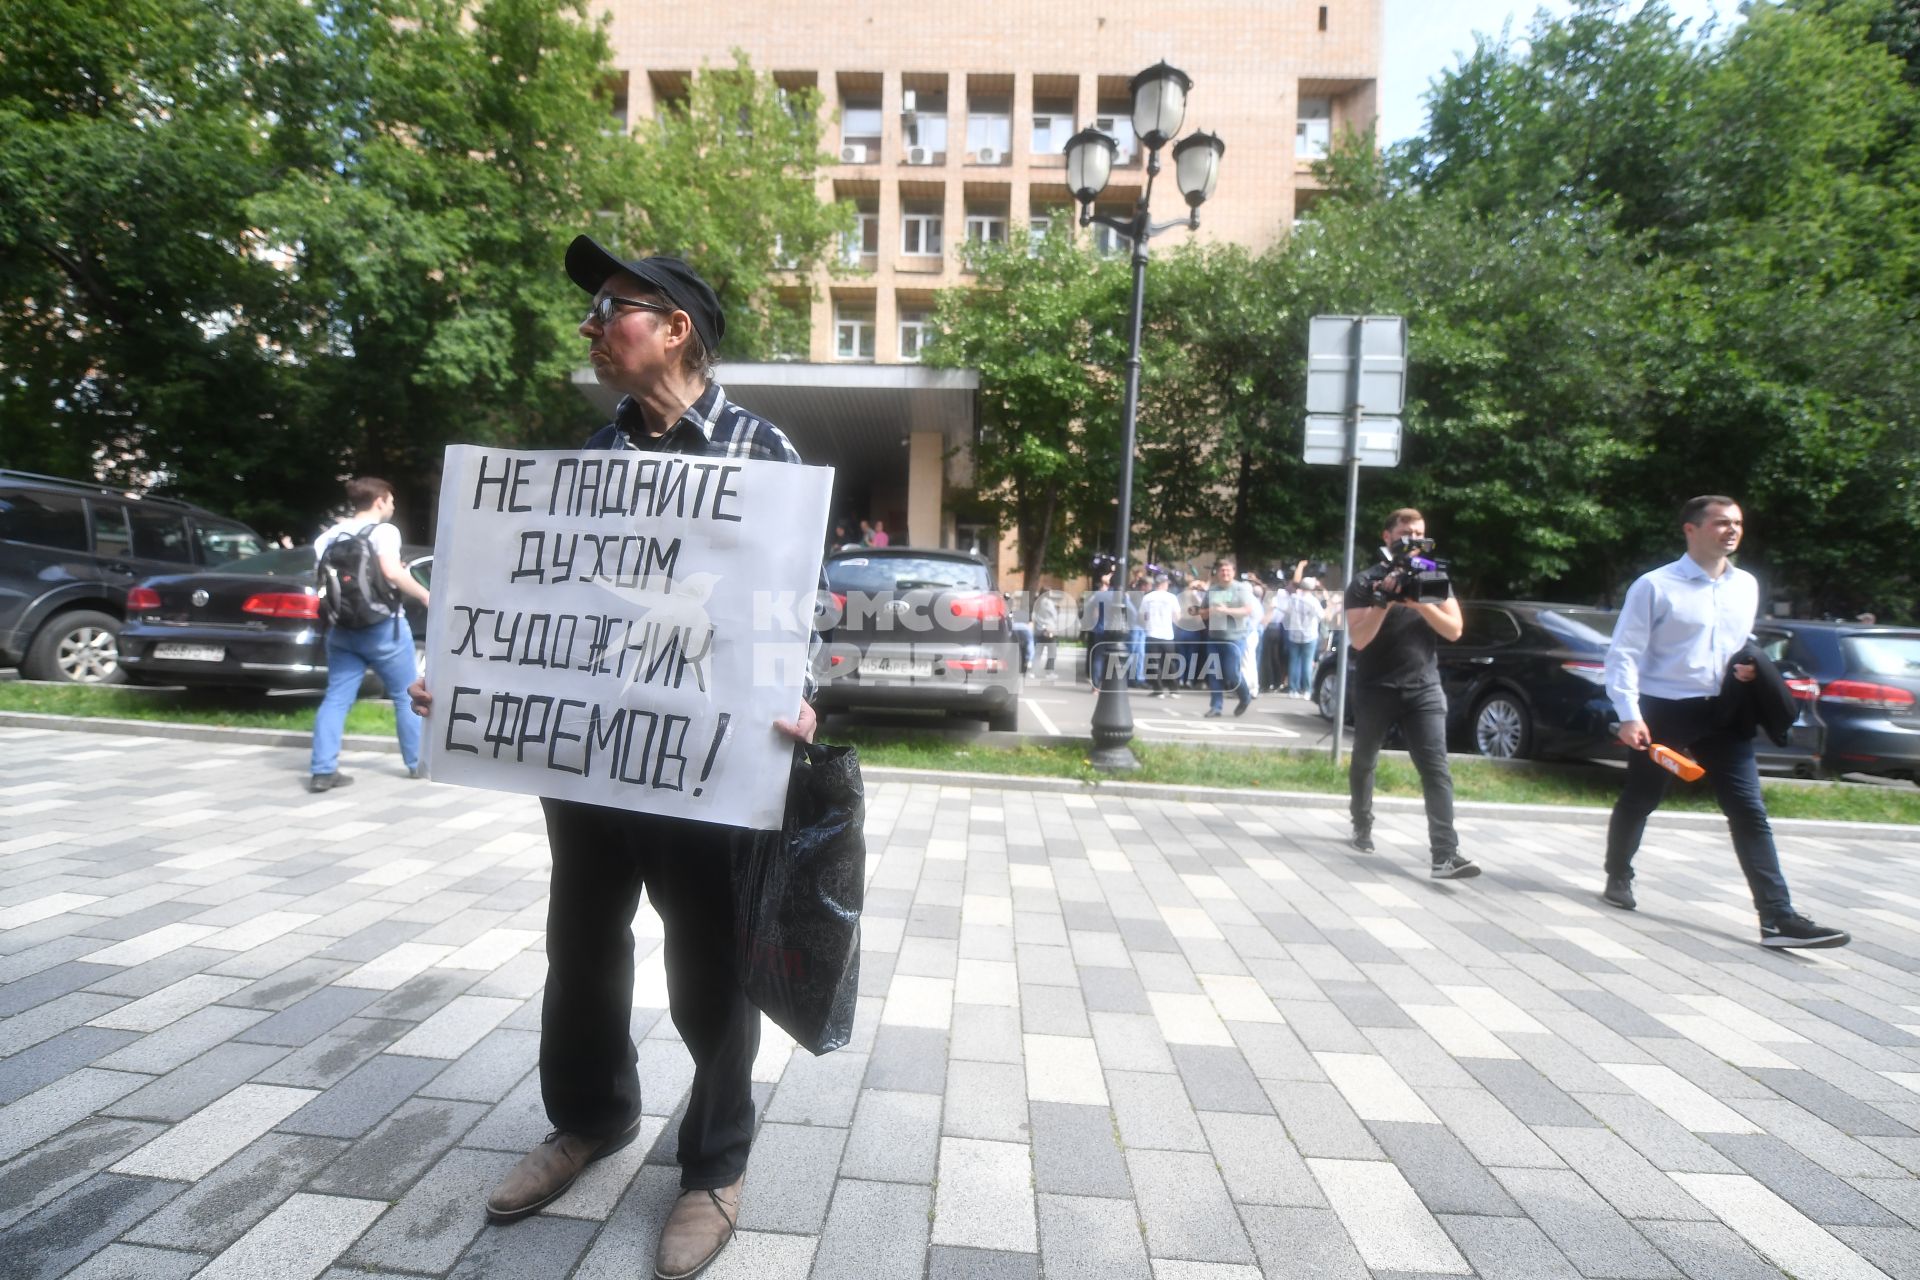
[1126,1148,1253,1264]
[221,959,357,1012]
[99,1041,289,1123]
[0,961,121,1019]
[344,1146,519,1273]
[309,1097,489,1200]
[1198,1112,1324,1207]
[1705,1132,1903,1226]
[841,1088,940,1184]
[1439,1214,1581,1279]
[1369,1120,1520,1216]
[124,1131,350,1252]
[358,970,476,1023]
[1572,1090,1739,1174]
[447,1212,596,1278]
[280,1052,447,1139]
[1632,1220,1790,1280]
[1320,979,1417,1030]
[60,1243,207,1280]
[1108,1069,1206,1152]
[1231,1021,1322,1082]
[1238,1204,1370,1279]
[1264,1080,1383,1159]
[571,1162,681,1279]
[0,1114,163,1232]
[0,1027,139,1106]
[809,1178,932,1280]
[1535,1124,1713,1220]
[1491,1166,1679,1279]
[735,1122,846,1234]
[1020,983,1091,1036]
[764,1047,866,1128]
[1748,1068,1914,1138]
[1030,1101,1130,1199]
[950,1004,1025,1065]
[1169,1044,1271,1114]
[1827,1224,1920,1280]
[1461,1057,1599,1127]
[1796,997,1920,1047]
[927,1246,1040,1279]
[0,993,129,1059]
[1037,1193,1150,1280]
[943,1060,1029,1142]
[2,1172,185,1280]
[864,1026,948,1095]
[251,1017,414,1090]
[232,986,384,1047]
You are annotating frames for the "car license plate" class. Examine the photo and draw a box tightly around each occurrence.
[152,644,225,662]
[864,656,933,679]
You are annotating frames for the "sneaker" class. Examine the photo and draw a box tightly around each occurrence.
[1234,696,1253,717]
[408,764,424,780]
[1760,914,1850,949]
[307,772,353,794]
[1601,875,1636,911]
[1203,707,1223,718]
[1350,829,1375,854]
[1431,855,1482,880]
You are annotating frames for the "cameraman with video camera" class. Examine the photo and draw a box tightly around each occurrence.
[1344,508,1480,879]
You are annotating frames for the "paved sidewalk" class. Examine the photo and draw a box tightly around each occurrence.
[5,729,1920,1279]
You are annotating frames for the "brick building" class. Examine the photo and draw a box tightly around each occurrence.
[577,0,1382,567]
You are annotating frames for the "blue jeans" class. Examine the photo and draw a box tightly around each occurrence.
[1128,628,1147,685]
[1606,694,1793,924]
[1206,637,1252,712]
[1286,637,1317,695]
[311,617,421,775]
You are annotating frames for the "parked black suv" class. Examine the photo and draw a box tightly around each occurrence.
[0,471,265,684]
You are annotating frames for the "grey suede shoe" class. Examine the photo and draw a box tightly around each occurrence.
[655,1175,743,1279]
[484,1116,642,1223]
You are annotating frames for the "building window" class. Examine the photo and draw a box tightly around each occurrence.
[1031,104,1075,156]
[834,303,875,361]
[1095,112,1138,166]
[903,91,948,164]
[841,99,881,163]
[841,205,879,267]
[1092,221,1128,258]
[899,310,931,362]
[1297,97,1331,160]
[902,208,943,257]
[964,214,1006,245]
[967,102,1012,164]
[1027,213,1056,256]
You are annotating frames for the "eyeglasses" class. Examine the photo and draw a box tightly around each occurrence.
[584,294,674,327]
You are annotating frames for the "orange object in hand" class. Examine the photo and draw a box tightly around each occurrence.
[1649,743,1705,782]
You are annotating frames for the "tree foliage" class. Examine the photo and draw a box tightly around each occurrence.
[0,0,844,540]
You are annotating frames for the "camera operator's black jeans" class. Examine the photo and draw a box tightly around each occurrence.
[1348,680,1459,860]
[538,797,759,1191]
[1604,694,1793,925]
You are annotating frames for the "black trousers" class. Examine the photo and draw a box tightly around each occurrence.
[1147,638,1178,692]
[1604,695,1794,923]
[1348,680,1459,859]
[539,797,760,1190]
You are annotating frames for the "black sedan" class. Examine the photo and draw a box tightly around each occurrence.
[1314,600,1824,770]
[1753,620,1920,782]
[118,547,430,692]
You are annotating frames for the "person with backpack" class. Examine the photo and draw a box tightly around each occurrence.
[308,476,430,793]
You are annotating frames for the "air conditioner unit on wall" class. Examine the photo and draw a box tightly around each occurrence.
[840,143,868,163]
[976,146,1001,165]
[907,146,932,165]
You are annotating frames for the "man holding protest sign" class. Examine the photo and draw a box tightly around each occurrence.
[411,240,816,1280]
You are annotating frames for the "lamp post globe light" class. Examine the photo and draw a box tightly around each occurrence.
[1064,64,1224,772]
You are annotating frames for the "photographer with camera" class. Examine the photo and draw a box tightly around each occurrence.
[1344,508,1480,879]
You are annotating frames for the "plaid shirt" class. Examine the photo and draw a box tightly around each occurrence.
[584,382,802,463]
[584,381,819,699]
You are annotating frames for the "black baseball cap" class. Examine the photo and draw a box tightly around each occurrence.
[565,235,725,353]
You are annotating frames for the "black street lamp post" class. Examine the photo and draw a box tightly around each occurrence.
[1065,62,1225,771]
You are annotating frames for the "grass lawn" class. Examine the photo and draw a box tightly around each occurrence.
[7,681,1918,826]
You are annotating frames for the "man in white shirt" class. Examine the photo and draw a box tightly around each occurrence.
[1141,574,1179,696]
[1602,495,1847,948]
[1281,580,1325,699]
[309,476,430,792]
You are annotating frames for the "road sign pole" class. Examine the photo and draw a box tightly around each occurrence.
[1331,318,1365,765]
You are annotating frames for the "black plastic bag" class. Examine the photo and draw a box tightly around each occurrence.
[731,742,864,1054]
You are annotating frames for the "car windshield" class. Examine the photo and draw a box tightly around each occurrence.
[1844,634,1920,678]
[209,547,316,577]
[1534,608,1617,647]
[826,555,989,594]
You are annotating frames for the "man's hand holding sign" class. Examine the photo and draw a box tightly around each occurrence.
[406,238,851,1280]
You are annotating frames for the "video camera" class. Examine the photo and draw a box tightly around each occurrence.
[1373,536,1453,604]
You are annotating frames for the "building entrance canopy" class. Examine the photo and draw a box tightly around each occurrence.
[571,361,979,546]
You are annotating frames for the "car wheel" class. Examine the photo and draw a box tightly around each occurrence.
[987,705,1019,733]
[1314,671,1338,722]
[1472,691,1532,760]
[23,610,127,685]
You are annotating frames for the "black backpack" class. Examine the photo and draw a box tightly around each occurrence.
[317,524,403,630]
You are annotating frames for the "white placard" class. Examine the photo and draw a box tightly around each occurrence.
[420,445,834,830]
